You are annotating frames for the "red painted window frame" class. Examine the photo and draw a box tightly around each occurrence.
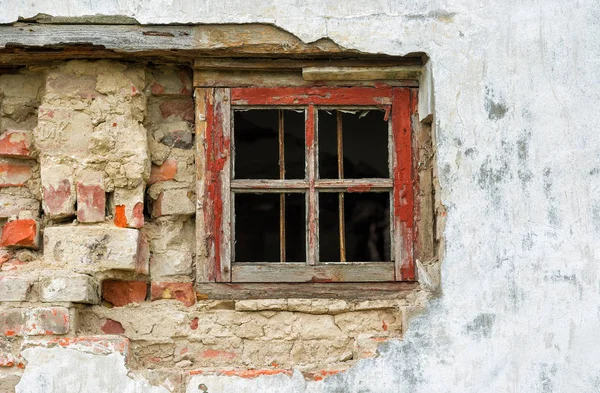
[202,86,416,283]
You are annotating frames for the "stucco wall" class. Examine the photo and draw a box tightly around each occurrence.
[1,0,600,392]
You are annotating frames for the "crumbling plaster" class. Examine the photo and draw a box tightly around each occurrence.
[3,0,600,392]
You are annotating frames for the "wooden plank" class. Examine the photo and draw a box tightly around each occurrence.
[203,87,232,282]
[194,57,422,70]
[231,87,393,106]
[230,178,392,192]
[303,66,422,81]
[194,70,419,88]
[391,88,415,281]
[315,179,393,191]
[195,88,210,282]
[195,282,419,299]
[306,105,318,266]
[231,179,308,191]
[0,24,345,55]
[231,263,395,283]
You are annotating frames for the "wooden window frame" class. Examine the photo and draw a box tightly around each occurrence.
[197,86,418,285]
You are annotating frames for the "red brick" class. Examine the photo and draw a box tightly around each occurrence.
[101,319,125,334]
[102,280,147,307]
[0,160,32,187]
[23,336,129,357]
[149,159,177,184]
[0,131,33,159]
[1,307,69,336]
[151,282,195,307]
[113,185,144,229]
[159,98,194,122]
[76,170,105,223]
[0,219,39,249]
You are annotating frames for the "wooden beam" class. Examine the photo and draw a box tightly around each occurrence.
[194,57,422,70]
[303,66,422,81]
[231,262,396,283]
[231,87,393,106]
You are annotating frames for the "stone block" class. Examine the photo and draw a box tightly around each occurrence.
[0,159,33,187]
[22,335,129,357]
[0,193,40,218]
[46,73,98,99]
[0,219,39,249]
[35,107,93,159]
[41,163,75,219]
[148,67,192,96]
[0,275,33,301]
[102,280,147,307]
[150,249,193,278]
[0,130,33,159]
[353,333,388,359]
[76,169,106,223]
[159,97,194,122]
[151,189,195,217]
[159,122,194,149]
[40,274,98,304]
[43,226,142,272]
[1,307,69,336]
[151,282,195,307]
[113,184,144,229]
[149,159,177,184]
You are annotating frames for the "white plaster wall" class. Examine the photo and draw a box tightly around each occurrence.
[5,0,600,392]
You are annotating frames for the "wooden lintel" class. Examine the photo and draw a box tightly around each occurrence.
[303,66,423,81]
[194,57,422,70]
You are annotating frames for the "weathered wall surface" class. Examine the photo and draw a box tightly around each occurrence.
[1,0,599,392]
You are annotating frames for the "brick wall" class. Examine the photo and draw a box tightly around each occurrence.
[0,61,419,392]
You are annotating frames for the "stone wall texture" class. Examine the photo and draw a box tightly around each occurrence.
[0,0,599,392]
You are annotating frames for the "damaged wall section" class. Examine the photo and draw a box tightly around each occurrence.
[0,59,438,393]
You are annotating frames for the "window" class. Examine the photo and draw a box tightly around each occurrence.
[197,85,418,284]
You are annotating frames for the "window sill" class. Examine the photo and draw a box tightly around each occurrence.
[195,282,420,300]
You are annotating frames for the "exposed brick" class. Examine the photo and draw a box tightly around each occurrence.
[151,189,195,218]
[0,340,23,368]
[159,98,194,122]
[43,226,142,273]
[0,160,32,187]
[149,159,177,184]
[0,131,33,159]
[151,282,195,307]
[101,319,125,334]
[0,194,40,219]
[102,280,147,307]
[46,73,98,99]
[0,219,39,249]
[112,185,144,228]
[40,274,98,304]
[76,170,105,223]
[136,232,150,275]
[0,275,32,302]
[22,335,129,357]
[149,67,192,96]
[41,163,75,219]
[1,307,69,336]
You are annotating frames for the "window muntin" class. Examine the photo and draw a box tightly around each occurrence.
[201,86,416,283]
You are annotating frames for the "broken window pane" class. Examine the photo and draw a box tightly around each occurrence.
[233,109,305,179]
[318,110,389,179]
[319,191,390,262]
[344,192,390,261]
[234,193,305,262]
